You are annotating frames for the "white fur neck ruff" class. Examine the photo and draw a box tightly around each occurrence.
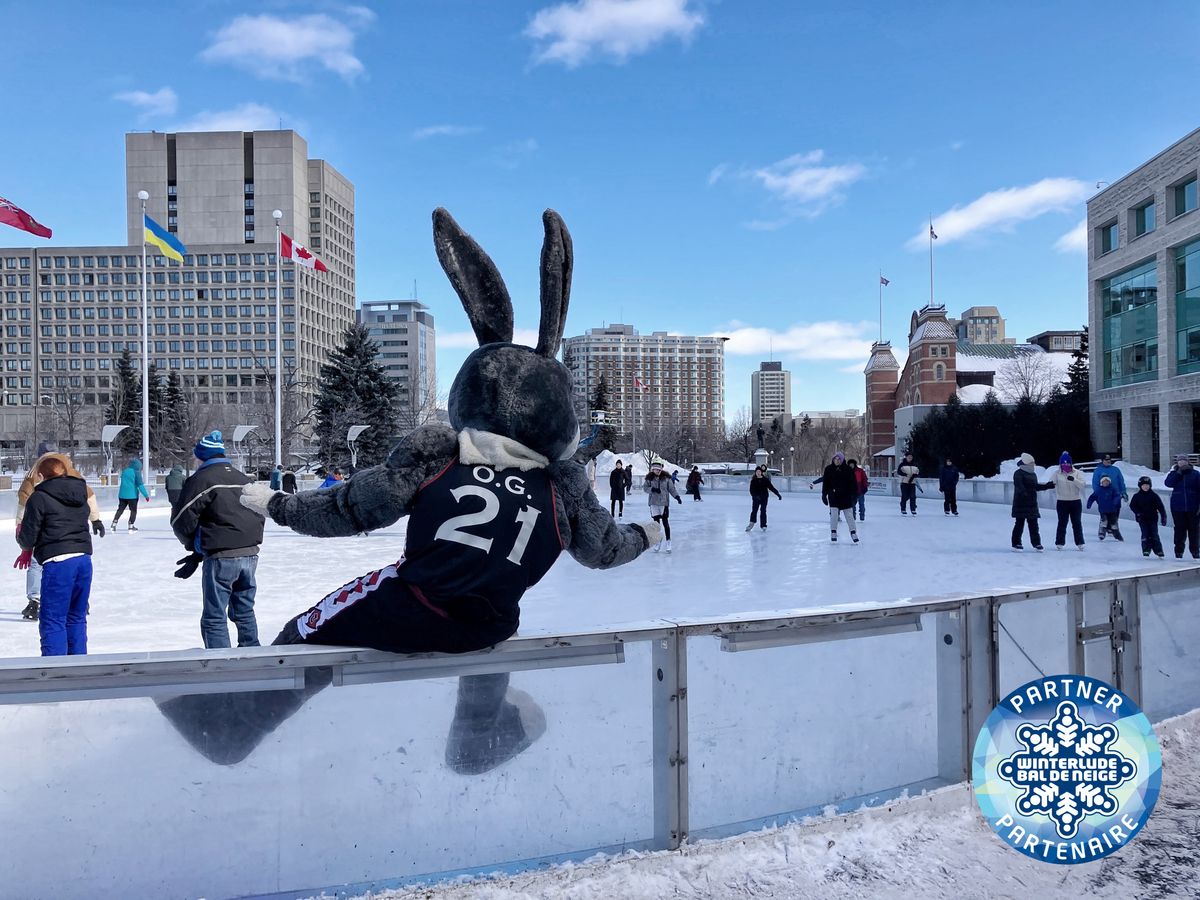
[459,428,554,471]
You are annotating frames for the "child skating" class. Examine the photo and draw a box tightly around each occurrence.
[1128,476,1166,559]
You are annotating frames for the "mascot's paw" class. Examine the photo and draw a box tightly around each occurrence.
[240,482,279,518]
[638,520,663,549]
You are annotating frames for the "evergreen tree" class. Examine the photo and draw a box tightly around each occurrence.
[160,370,191,464]
[1065,326,1089,398]
[590,374,618,450]
[314,324,401,468]
[105,349,141,456]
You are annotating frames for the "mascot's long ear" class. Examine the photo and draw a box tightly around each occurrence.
[433,208,514,346]
[535,209,572,358]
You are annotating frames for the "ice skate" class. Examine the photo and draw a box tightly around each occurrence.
[1113,530,1124,542]
[1156,551,1165,559]
[664,540,672,554]
[1012,545,1023,552]
[851,532,859,544]
[1033,545,1044,552]
[745,522,754,532]
[20,599,39,621]
[1099,531,1105,541]
[1144,550,1151,558]
[830,531,838,542]
[128,524,139,532]
[652,541,662,552]
[1076,544,1085,551]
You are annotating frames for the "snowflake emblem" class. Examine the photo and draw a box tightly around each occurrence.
[997,701,1136,838]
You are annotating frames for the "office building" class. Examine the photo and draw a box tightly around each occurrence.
[1027,330,1085,353]
[951,306,1014,344]
[561,324,727,438]
[751,361,791,423]
[1088,126,1200,469]
[357,300,436,423]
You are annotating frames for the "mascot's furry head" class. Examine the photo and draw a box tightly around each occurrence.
[434,208,578,462]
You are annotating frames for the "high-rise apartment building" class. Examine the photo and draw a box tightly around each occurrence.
[0,129,354,456]
[357,300,436,424]
[751,361,791,423]
[561,324,727,439]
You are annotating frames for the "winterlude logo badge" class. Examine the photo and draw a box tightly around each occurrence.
[973,675,1162,864]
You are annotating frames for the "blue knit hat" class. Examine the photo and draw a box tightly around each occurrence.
[194,430,225,461]
[1059,451,1072,466]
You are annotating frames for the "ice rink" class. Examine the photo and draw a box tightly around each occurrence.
[0,486,1177,659]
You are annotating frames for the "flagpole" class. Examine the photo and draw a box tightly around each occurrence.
[878,270,883,343]
[272,210,283,468]
[928,215,935,306]
[138,190,150,478]
[632,377,638,464]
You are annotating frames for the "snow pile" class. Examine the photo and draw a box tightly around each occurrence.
[360,709,1200,900]
[993,457,1169,489]
[591,450,681,480]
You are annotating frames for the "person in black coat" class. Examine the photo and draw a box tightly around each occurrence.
[939,458,960,516]
[746,465,783,531]
[821,452,859,543]
[1129,476,1167,559]
[1011,452,1054,551]
[281,467,298,495]
[609,460,628,517]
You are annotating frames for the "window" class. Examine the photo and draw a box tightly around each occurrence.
[1174,177,1198,219]
[1176,239,1200,375]
[1100,221,1119,254]
[1134,201,1156,237]
[1100,258,1158,387]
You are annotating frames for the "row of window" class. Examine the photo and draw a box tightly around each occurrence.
[1097,177,1197,257]
[34,252,278,268]
[40,269,292,285]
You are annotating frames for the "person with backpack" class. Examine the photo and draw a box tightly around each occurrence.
[112,458,151,532]
[1129,476,1166,559]
[939,458,960,517]
[609,459,628,517]
[685,466,704,501]
[746,465,782,532]
[1087,475,1124,541]
[1165,454,1200,559]
[821,452,859,544]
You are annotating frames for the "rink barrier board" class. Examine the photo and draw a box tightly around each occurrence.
[0,566,1197,899]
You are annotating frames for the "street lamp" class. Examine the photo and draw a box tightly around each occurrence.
[272,208,284,467]
[789,446,795,477]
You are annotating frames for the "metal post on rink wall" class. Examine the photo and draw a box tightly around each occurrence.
[100,424,129,479]
[652,628,688,850]
[347,425,369,471]
[1113,577,1143,707]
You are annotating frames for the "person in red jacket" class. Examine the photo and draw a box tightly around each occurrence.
[848,459,869,521]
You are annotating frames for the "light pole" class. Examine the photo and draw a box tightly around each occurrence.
[138,189,151,477]
[789,446,795,477]
[272,209,283,467]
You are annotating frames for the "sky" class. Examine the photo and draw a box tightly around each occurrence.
[2,0,1199,420]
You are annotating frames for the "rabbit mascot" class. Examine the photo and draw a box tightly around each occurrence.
[158,209,659,772]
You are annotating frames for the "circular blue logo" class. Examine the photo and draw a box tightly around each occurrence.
[973,675,1161,864]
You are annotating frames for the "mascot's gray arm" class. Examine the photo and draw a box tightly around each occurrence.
[266,425,459,536]
[550,461,648,569]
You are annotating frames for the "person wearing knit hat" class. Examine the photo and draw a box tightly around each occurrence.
[1011,452,1054,551]
[112,458,151,532]
[171,430,266,648]
[1129,475,1167,559]
[1048,450,1086,550]
[1165,454,1200,558]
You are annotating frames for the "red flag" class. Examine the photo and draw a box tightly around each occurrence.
[0,196,52,238]
[280,232,328,272]
[634,377,650,392]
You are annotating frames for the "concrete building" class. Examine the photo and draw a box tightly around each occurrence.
[561,324,727,439]
[357,300,436,425]
[751,361,791,423]
[951,306,1015,344]
[0,129,354,459]
[1027,330,1085,353]
[1087,126,1200,469]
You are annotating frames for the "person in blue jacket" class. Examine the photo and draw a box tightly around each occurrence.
[1165,454,1200,558]
[1086,475,1124,541]
[1091,454,1128,503]
[269,464,284,491]
[938,458,960,516]
[319,468,343,489]
[112,458,151,532]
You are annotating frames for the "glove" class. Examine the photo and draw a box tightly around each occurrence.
[1066,475,1074,482]
[1122,493,1129,502]
[675,495,682,504]
[174,553,203,580]
[821,496,828,506]
[92,520,106,538]
[240,481,280,517]
[14,549,33,570]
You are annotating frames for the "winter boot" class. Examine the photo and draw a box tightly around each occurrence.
[21,599,39,621]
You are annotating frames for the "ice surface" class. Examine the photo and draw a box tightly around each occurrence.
[0,488,1183,658]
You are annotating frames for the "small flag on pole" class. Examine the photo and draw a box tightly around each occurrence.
[0,196,52,238]
[144,214,186,262]
[633,377,650,392]
[929,225,938,240]
[879,275,890,286]
[280,232,328,272]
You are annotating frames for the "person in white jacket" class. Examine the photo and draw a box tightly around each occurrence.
[1049,451,1086,549]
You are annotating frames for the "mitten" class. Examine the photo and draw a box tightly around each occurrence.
[675,495,681,504]
[821,496,828,506]
[92,520,106,538]
[13,549,32,570]
[174,553,203,580]
[240,482,279,517]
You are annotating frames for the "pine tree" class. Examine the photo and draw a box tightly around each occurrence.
[314,324,401,468]
[590,374,618,449]
[105,349,141,456]
[1065,326,1089,398]
[161,370,190,464]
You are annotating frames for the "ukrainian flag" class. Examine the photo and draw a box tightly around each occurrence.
[143,214,186,262]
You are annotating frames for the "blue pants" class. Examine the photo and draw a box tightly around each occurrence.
[855,494,866,520]
[26,556,42,600]
[39,555,92,656]
[201,555,260,649]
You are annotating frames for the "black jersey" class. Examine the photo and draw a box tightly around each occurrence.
[398,460,564,621]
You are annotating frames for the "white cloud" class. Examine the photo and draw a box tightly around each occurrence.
[411,124,482,141]
[907,178,1090,251]
[950,140,966,151]
[114,87,178,119]
[717,320,876,361]
[525,0,705,68]
[201,11,374,82]
[439,328,541,349]
[1055,218,1088,254]
[173,103,285,133]
[490,138,539,169]
[710,150,868,222]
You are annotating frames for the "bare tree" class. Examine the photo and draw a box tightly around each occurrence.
[251,358,317,466]
[994,349,1055,403]
[723,407,756,463]
[396,366,443,434]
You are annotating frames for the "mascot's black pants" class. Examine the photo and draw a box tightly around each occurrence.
[158,564,533,774]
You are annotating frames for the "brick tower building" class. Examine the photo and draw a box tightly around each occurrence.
[864,341,899,460]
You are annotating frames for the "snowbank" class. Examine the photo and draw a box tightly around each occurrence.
[993,457,1169,489]
[591,449,681,480]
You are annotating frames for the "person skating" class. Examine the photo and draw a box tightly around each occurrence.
[686,466,704,501]
[170,431,266,649]
[821,452,859,543]
[746,465,782,531]
[269,464,284,491]
[939,458,960,516]
[609,459,628,517]
[281,467,298,494]
[1049,451,1086,550]
[1087,476,1124,541]
[1011,452,1054,551]
[644,459,682,551]
[14,456,104,656]
[1129,476,1167,559]
[112,458,150,531]
[166,464,186,510]
[898,453,920,515]
[319,468,344,489]
[848,459,868,521]
[1091,454,1128,505]
[1165,454,1200,559]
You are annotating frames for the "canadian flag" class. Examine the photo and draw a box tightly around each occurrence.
[633,377,650,392]
[280,232,328,272]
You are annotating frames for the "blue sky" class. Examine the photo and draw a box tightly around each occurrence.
[2,0,1199,419]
